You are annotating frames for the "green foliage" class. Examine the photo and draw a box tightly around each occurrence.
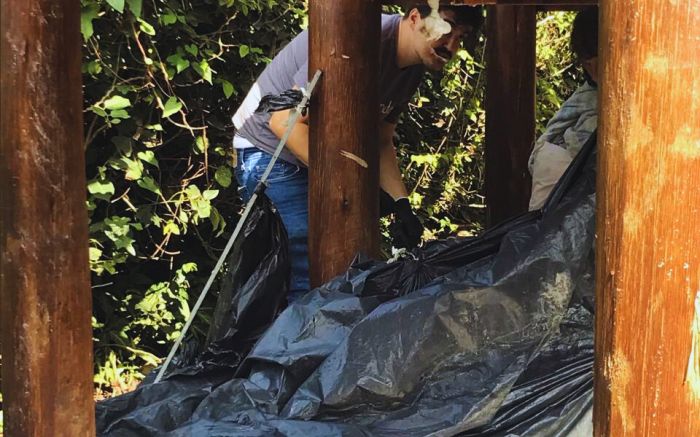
[83,0,306,394]
[396,44,487,240]
[84,3,582,396]
[535,12,583,135]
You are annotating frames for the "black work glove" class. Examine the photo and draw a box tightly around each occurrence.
[389,198,423,250]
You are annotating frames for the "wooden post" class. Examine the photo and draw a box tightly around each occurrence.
[484,5,536,226]
[308,0,381,286]
[0,0,96,435]
[594,0,700,435]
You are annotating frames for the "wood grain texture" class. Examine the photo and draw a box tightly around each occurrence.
[484,5,536,226]
[0,0,96,435]
[386,0,598,7]
[594,0,700,435]
[308,0,381,286]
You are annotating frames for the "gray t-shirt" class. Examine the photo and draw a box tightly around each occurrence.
[232,14,425,165]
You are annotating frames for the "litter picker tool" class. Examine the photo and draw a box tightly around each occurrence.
[155,70,323,383]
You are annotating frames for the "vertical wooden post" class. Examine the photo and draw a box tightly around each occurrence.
[0,0,95,435]
[484,5,536,226]
[594,0,700,435]
[308,0,381,286]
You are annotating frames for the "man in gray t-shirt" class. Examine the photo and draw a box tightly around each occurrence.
[233,5,483,301]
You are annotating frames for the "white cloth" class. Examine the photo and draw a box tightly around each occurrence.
[528,83,598,210]
[528,142,574,210]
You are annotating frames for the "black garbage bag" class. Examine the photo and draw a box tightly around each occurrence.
[96,192,289,434]
[255,89,306,114]
[97,135,598,436]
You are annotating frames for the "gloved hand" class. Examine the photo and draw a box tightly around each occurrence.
[389,197,424,249]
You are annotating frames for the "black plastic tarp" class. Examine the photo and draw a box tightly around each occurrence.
[97,135,597,436]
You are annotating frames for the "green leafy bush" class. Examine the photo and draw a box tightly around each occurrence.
[396,43,488,239]
[82,0,306,393]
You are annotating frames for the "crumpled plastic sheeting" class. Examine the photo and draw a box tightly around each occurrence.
[96,192,289,432]
[97,135,598,436]
[461,304,594,436]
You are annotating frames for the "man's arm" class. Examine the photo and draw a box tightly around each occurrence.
[379,121,409,200]
[270,113,409,199]
[269,109,310,165]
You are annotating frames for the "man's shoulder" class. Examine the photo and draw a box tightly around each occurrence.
[381,14,401,37]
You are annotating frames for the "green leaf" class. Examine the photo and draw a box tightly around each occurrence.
[194,135,208,153]
[192,60,212,84]
[203,189,219,200]
[109,109,130,119]
[162,97,182,118]
[210,207,226,236]
[80,5,100,41]
[185,184,201,199]
[163,221,180,235]
[166,53,189,74]
[84,60,102,76]
[126,0,142,16]
[137,150,159,168]
[214,166,232,188]
[124,346,160,366]
[221,80,235,98]
[137,176,161,194]
[239,45,250,58]
[87,179,115,196]
[162,10,178,25]
[103,95,131,110]
[118,157,143,180]
[179,209,189,224]
[90,106,108,117]
[210,207,221,231]
[138,18,156,36]
[184,44,198,56]
[192,199,211,218]
[106,0,124,13]
[89,247,102,262]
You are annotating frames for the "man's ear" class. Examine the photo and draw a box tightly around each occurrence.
[407,8,422,29]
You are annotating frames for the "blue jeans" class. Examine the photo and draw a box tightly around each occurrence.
[234,147,309,303]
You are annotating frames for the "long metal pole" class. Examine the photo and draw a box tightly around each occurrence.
[155,71,322,383]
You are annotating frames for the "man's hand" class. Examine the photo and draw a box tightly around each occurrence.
[389,197,424,249]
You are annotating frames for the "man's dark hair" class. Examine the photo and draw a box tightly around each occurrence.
[571,6,598,60]
[404,4,485,31]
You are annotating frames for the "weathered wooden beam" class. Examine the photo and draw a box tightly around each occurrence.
[0,0,96,435]
[455,0,596,4]
[594,0,700,435]
[386,0,598,6]
[484,5,536,226]
[308,0,381,286]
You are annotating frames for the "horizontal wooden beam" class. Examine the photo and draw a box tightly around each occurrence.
[387,0,598,6]
[452,0,596,4]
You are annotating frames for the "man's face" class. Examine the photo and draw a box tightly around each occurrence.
[416,10,474,71]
